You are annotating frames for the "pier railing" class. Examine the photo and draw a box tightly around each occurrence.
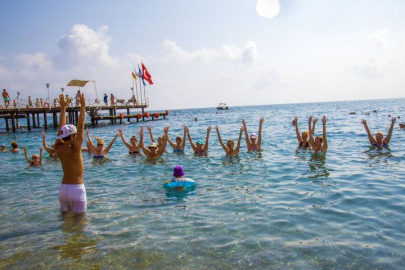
[1,98,149,110]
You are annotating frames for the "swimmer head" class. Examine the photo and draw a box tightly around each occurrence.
[32,154,40,165]
[149,142,158,153]
[250,133,257,142]
[315,136,323,146]
[226,139,235,149]
[175,136,182,146]
[301,131,309,141]
[173,165,185,177]
[1,144,6,151]
[196,140,204,150]
[399,123,405,129]
[375,131,384,142]
[56,124,78,143]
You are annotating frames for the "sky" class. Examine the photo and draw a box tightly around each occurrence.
[1,0,405,110]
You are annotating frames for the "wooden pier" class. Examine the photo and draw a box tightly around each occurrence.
[0,104,169,132]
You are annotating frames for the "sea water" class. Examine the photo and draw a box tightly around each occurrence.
[1,99,405,269]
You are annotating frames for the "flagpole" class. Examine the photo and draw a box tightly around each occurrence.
[134,68,139,104]
[138,64,143,105]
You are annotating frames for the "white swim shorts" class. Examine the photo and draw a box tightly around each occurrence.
[59,184,87,213]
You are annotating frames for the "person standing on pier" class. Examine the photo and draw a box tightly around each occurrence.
[55,93,87,214]
[103,93,108,106]
[75,90,81,106]
[2,89,11,108]
[110,93,115,106]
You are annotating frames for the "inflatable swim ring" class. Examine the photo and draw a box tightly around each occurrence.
[163,177,195,191]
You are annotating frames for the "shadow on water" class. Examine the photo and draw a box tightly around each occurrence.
[307,156,330,179]
[52,213,98,261]
[364,146,393,161]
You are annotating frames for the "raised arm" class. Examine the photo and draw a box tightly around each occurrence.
[118,128,131,149]
[72,93,86,150]
[42,132,52,154]
[147,126,155,143]
[204,126,211,152]
[181,126,187,149]
[361,119,376,144]
[185,126,197,152]
[139,127,149,156]
[312,118,318,136]
[308,116,315,148]
[39,148,43,165]
[293,117,302,143]
[321,116,328,154]
[257,118,264,148]
[23,146,31,165]
[104,133,119,153]
[242,119,251,148]
[55,94,67,144]
[86,129,96,151]
[384,117,396,144]
[235,125,244,154]
[165,126,177,149]
[215,125,228,153]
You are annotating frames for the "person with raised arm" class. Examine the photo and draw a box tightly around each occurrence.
[139,126,167,160]
[215,125,244,156]
[308,116,328,157]
[86,129,119,159]
[292,117,317,148]
[185,126,211,156]
[147,126,168,152]
[361,117,396,148]
[42,131,58,158]
[23,146,43,167]
[54,93,87,214]
[166,126,186,154]
[118,128,141,154]
[242,118,264,152]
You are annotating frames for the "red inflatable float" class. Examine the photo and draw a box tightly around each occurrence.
[166,110,169,115]
[155,113,160,118]
[145,112,150,118]
[137,113,142,119]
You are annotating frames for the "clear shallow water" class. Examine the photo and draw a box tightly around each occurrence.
[1,99,405,269]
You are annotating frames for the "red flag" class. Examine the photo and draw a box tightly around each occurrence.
[142,63,153,85]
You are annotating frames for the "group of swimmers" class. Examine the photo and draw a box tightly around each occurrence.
[1,93,402,217]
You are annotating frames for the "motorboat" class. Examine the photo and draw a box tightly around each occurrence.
[217,103,228,110]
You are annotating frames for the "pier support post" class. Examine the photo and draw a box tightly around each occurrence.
[53,112,57,127]
[11,112,16,132]
[75,111,79,126]
[127,108,130,122]
[36,113,41,127]
[5,118,9,132]
[44,112,48,131]
[26,113,31,131]
[32,113,36,127]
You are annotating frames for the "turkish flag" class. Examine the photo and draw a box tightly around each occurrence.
[142,63,153,85]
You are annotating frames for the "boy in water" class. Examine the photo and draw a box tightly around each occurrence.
[55,93,87,214]
[1,144,7,152]
[10,141,20,152]
[23,146,43,166]
[42,132,58,158]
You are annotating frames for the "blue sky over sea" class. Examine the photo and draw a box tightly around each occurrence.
[1,0,405,110]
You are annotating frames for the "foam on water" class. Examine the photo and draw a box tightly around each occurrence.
[1,99,405,269]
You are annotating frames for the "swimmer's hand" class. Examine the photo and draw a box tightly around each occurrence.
[313,118,318,125]
[361,119,367,126]
[40,148,43,152]
[79,93,86,107]
[308,116,312,123]
[215,125,219,131]
[58,94,67,108]
[259,118,264,124]
[322,116,327,124]
[42,131,46,138]
[117,128,123,136]
[207,126,212,132]
[292,117,297,126]
[240,126,244,132]
[392,117,397,124]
